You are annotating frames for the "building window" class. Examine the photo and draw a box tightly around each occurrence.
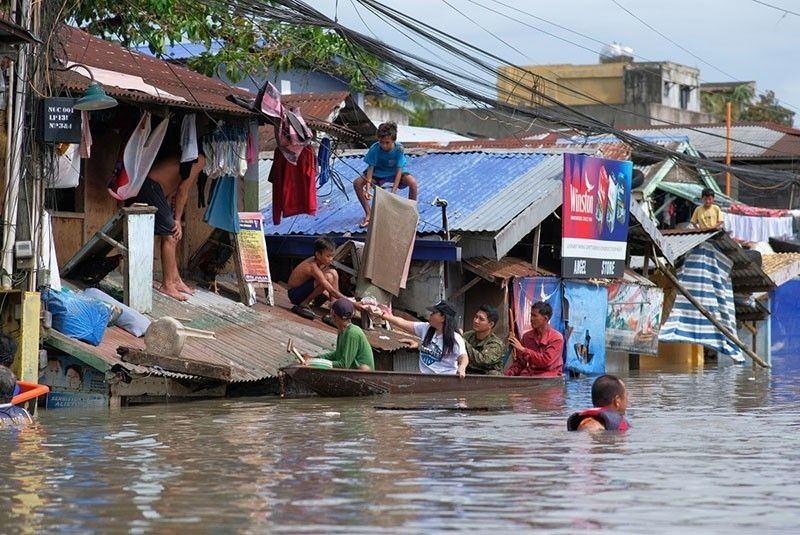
[679,85,692,109]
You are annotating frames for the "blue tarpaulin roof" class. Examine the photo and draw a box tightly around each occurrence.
[264,151,565,243]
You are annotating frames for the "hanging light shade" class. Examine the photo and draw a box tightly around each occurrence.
[74,82,118,111]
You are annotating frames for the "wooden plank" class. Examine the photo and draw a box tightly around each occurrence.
[117,346,232,382]
[123,210,156,313]
[51,214,84,268]
[61,209,125,278]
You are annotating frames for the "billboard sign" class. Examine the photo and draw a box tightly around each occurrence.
[562,153,632,278]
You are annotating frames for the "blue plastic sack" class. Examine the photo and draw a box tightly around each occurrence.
[43,288,111,346]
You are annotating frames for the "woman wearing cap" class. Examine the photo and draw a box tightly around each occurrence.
[303,298,374,370]
[379,300,468,378]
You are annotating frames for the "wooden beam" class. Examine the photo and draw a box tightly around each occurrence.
[658,267,769,368]
[448,276,482,300]
[117,346,232,382]
[531,225,541,273]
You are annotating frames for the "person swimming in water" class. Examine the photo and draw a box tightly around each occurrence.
[567,374,630,432]
[0,366,33,428]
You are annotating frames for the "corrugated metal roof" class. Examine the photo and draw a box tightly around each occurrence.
[761,253,800,287]
[45,285,338,383]
[624,124,796,159]
[0,17,39,44]
[659,229,775,293]
[660,228,720,259]
[44,284,411,383]
[56,25,254,116]
[463,256,553,282]
[265,150,564,236]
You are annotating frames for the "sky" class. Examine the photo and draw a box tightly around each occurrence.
[312,0,800,124]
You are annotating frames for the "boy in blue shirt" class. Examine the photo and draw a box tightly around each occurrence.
[353,122,418,227]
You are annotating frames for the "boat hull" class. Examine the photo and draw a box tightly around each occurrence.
[280,365,563,397]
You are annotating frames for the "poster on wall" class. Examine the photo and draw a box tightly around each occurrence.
[562,153,632,278]
[564,280,608,375]
[38,354,108,409]
[605,282,664,355]
[512,277,563,338]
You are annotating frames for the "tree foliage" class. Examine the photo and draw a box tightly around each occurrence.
[701,84,794,126]
[67,0,382,89]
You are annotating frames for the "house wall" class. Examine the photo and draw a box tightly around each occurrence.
[498,63,627,107]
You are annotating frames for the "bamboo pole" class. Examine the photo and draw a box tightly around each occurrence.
[658,266,768,368]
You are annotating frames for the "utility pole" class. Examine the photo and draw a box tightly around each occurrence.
[725,101,732,197]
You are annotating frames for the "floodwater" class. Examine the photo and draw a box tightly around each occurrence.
[2,367,800,533]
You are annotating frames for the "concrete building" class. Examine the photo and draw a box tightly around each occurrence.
[430,59,715,139]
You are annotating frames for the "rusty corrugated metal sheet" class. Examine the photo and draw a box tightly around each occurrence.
[57,25,255,116]
[464,257,553,282]
[44,284,411,383]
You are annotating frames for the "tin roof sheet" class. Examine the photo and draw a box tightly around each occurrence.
[660,228,720,259]
[265,150,565,236]
[623,124,800,159]
[44,284,411,383]
[463,256,553,282]
[760,253,800,287]
[56,25,255,116]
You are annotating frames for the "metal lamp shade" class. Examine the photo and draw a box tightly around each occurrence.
[74,82,118,111]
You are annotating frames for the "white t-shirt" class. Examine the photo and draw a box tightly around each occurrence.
[413,322,466,374]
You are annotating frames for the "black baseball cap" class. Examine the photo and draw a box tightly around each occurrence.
[426,300,456,317]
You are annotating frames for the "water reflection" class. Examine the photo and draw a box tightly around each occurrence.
[0,367,798,532]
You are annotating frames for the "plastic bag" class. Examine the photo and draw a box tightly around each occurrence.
[43,288,111,346]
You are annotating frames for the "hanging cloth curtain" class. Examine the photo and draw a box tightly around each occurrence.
[203,175,240,233]
[108,111,170,200]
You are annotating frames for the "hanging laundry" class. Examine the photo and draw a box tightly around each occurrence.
[203,175,240,234]
[361,187,418,296]
[201,125,248,179]
[317,136,331,187]
[256,81,313,164]
[246,120,259,164]
[180,113,198,163]
[79,111,92,159]
[723,213,793,242]
[269,145,317,225]
[50,143,80,189]
[108,112,170,200]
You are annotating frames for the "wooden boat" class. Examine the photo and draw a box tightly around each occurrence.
[279,365,563,397]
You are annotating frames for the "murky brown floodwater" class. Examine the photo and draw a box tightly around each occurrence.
[2,366,799,533]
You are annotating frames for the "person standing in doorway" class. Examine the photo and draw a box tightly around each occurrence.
[131,152,206,301]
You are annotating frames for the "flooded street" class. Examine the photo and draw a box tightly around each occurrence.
[2,367,799,533]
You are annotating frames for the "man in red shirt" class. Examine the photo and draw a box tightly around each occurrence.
[505,301,564,377]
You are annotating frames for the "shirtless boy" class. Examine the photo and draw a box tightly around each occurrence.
[287,237,345,319]
[132,153,206,301]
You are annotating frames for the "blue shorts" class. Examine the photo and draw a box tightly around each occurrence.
[288,279,316,305]
[363,170,411,190]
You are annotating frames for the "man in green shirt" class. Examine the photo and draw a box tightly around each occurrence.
[463,305,506,375]
[305,298,374,370]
